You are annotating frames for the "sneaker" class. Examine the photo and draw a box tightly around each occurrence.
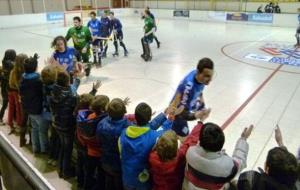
[8,128,15,135]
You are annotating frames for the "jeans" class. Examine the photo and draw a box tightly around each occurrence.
[29,114,49,153]
[77,146,86,188]
[58,132,74,176]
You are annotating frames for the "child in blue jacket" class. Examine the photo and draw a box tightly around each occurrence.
[119,103,176,190]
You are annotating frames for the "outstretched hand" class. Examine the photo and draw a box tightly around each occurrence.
[275,125,284,147]
[123,97,131,106]
[194,108,211,122]
[93,80,102,91]
[241,125,254,140]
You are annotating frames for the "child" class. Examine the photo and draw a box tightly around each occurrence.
[19,54,49,154]
[41,65,65,165]
[0,49,16,125]
[50,71,77,178]
[119,103,179,190]
[97,98,131,190]
[77,95,109,190]
[149,109,211,190]
[8,54,27,137]
[75,93,96,189]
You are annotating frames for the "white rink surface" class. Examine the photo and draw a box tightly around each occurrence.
[0,17,300,189]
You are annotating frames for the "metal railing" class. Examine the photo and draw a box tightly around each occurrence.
[0,132,55,190]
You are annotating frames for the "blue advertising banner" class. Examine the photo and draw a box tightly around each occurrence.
[173,10,190,17]
[226,13,248,21]
[46,12,64,21]
[248,13,273,23]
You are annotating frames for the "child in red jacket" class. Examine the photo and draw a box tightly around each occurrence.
[149,109,210,190]
[77,95,109,190]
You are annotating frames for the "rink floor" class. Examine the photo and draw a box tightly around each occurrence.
[0,16,299,189]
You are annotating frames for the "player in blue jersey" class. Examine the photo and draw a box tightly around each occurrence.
[170,58,214,137]
[87,11,102,66]
[99,11,113,58]
[51,36,81,74]
[109,11,128,57]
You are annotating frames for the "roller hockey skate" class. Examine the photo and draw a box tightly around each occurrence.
[112,52,119,57]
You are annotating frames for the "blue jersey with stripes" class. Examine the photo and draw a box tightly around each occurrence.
[172,70,205,112]
[100,17,112,37]
[87,18,101,36]
[111,18,122,33]
[53,47,78,73]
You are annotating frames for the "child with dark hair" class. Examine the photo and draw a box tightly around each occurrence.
[51,35,83,77]
[77,95,109,189]
[50,71,78,178]
[119,103,182,190]
[149,109,210,190]
[97,98,132,190]
[238,127,300,190]
[183,123,253,190]
[20,54,49,154]
[8,54,27,137]
[0,49,16,125]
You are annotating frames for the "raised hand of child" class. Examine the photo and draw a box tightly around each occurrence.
[275,125,284,147]
[123,97,131,106]
[241,125,254,140]
[93,80,102,91]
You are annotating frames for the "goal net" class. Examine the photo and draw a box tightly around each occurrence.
[64,11,83,27]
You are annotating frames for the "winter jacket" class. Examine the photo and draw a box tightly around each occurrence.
[97,116,133,172]
[183,136,249,190]
[149,122,204,190]
[237,170,298,190]
[50,84,77,134]
[76,110,108,157]
[119,113,173,190]
[0,60,14,98]
[19,73,43,115]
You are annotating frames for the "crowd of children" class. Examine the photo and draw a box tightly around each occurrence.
[0,7,299,190]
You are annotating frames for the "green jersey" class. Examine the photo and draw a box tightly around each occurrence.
[144,17,154,35]
[66,26,92,50]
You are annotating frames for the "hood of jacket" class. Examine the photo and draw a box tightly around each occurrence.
[51,84,73,104]
[23,72,40,80]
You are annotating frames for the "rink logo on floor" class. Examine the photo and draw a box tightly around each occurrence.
[244,43,300,67]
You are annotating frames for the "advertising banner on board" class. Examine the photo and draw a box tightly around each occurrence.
[248,13,273,23]
[46,12,64,21]
[226,13,248,21]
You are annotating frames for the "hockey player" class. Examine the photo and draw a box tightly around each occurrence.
[66,16,92,76]
[146,7,161,48]
[169,58,214,137]
[109,11,128,57]
[99,11,112,58]
[87,11,102,66]
[141,10,155,62]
